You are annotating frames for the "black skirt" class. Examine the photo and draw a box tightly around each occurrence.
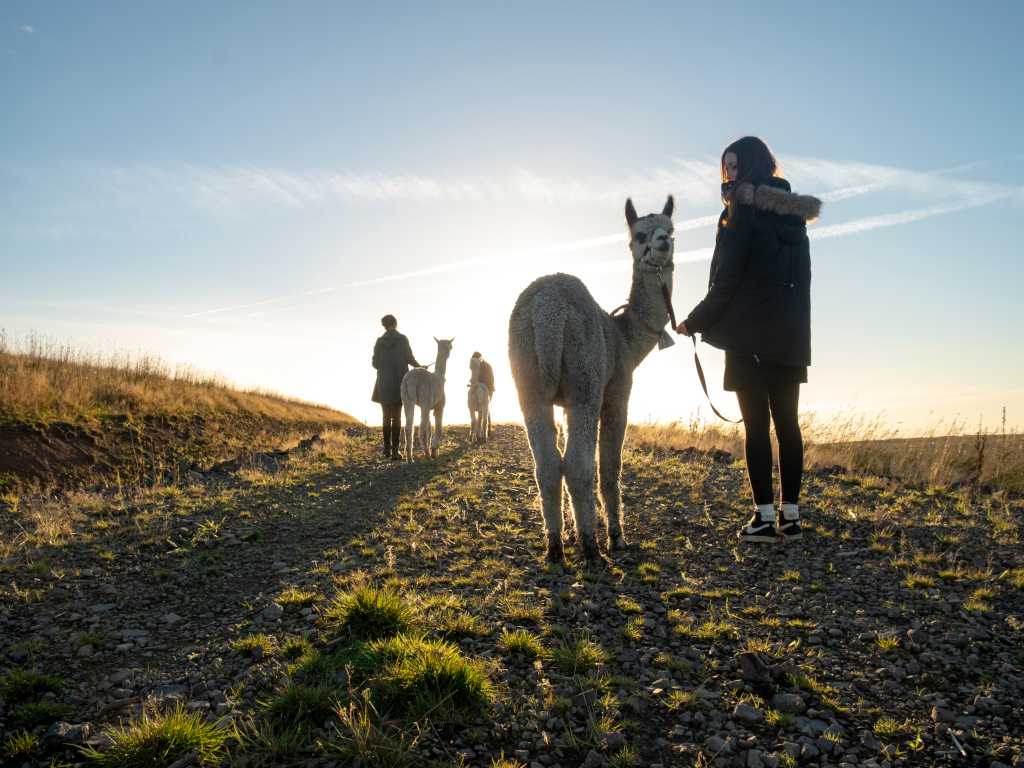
[723,352,807,392]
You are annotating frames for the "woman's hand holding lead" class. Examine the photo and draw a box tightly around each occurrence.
[675,320,691,336]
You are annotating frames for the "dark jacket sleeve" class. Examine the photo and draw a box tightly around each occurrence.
[404,338,420,369]
[371,339,381,369]
[685,213,754,333]
[481,362,495,394]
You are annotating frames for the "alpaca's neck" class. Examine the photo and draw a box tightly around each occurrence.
[622,266,673,367]
[470,365,480,385]
[434,353,450,381]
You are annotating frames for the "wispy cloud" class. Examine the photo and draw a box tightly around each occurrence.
[7,154,1020,231]
[21,25,35,34]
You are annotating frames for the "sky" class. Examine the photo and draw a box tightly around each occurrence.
[2,2,1023,433]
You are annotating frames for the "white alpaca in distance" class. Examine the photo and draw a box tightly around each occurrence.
[468,357,490,442]
[400,337,453,462]
[508,196,676,569]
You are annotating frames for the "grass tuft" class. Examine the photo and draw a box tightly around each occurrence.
[498,629,543,658]
[15,700,72,726]
[549,633,610,675]
[364,634,493,723]
[81,704,226,767]
[322,584,414,642]
[0,666,65,702]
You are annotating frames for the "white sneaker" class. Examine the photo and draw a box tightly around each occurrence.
[738,504,777,543]
[777,503,803,540]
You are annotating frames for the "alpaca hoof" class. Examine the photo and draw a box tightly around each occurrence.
[608,534,630,552]
[579,539,610,570]
[431,448,438,460]
[583,553,614,572]
[545,533,565,565]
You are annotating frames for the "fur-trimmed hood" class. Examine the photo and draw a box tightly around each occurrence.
[732,178,822,224]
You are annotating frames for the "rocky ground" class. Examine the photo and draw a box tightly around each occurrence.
[1,424,1022,768]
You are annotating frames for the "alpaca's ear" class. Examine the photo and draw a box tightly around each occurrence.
[662,194,675,218]
[624,198,638,228]
[433,336,438,343]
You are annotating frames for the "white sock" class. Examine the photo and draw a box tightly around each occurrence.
[780,502,799,521]
[755,503,776,522]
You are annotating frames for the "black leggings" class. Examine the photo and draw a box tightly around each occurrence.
[735,382,803,506]
[381,401,402,447]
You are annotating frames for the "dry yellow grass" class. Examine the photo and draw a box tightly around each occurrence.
[625,408,1024,492]
[0,331,357,426]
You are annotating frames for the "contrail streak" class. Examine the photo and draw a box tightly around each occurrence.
[183,214,720,317]
[808,193,1017,241]
[184,179,1022,319]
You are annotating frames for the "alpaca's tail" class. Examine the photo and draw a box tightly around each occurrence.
[530,291,566,401]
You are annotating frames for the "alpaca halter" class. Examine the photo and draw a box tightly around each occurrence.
[611,263,676,351]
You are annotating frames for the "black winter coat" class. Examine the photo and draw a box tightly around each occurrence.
[684,178,821,367]
[371,329,420,404]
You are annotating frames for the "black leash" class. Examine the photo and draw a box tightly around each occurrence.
[658,268,741,424]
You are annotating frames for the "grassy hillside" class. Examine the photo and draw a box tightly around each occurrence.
[0,332,360,493]
[625,408,1024,494]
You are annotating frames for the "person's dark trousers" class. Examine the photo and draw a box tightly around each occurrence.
[735,382,803,505]
[381,401,403,457]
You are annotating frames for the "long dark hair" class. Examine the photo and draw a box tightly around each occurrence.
[722,136,783,227]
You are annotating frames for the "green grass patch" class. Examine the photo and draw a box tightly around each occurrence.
[279,586,320,609]
[1,731,38,758]
[231,633,276,657]
[654,652,690,673]
[0,666,65,703]
[498,629,543,658]
[262,683,339,734]
[322,584,414,642]
[615,596,643,614]
[364,634,493,724]
[665,689,711,711]
[15,700,72,727]
[282,637,314,661]
[81,704,226,767]
[549,633,610,675]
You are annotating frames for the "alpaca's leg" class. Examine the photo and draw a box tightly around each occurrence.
[480,397,489,442]
[522,400,564,565]
[431,405,444,459]
[563,405,607,568]
[418,406,431,460]
[404,401,416,463]
[599,401,630,553]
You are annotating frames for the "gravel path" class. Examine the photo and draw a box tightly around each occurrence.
[1,424,1022,768]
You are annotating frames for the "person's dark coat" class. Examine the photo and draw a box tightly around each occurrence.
[477,359,495,397]
[684,178,821,367]
[371,329,420,404]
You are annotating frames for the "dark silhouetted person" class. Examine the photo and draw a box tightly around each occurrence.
[371,315,420,461]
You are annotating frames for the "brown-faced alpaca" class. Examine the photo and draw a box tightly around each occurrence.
[508,196,676,568]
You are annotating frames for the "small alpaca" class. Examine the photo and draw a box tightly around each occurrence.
[508,196,676,569]
[400,337,454,462]
[468,357,490,442]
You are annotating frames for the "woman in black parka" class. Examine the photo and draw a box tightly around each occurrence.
[676,137,822,543]
[371,314,421,461]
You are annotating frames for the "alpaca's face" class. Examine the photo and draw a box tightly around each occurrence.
[433,337,454,357]
[624,195,675,274]
[629,213,675,272]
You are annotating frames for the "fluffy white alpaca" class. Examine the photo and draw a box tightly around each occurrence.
[508,196,676,569]
[400,337,453,462]
[467,357,490,442]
